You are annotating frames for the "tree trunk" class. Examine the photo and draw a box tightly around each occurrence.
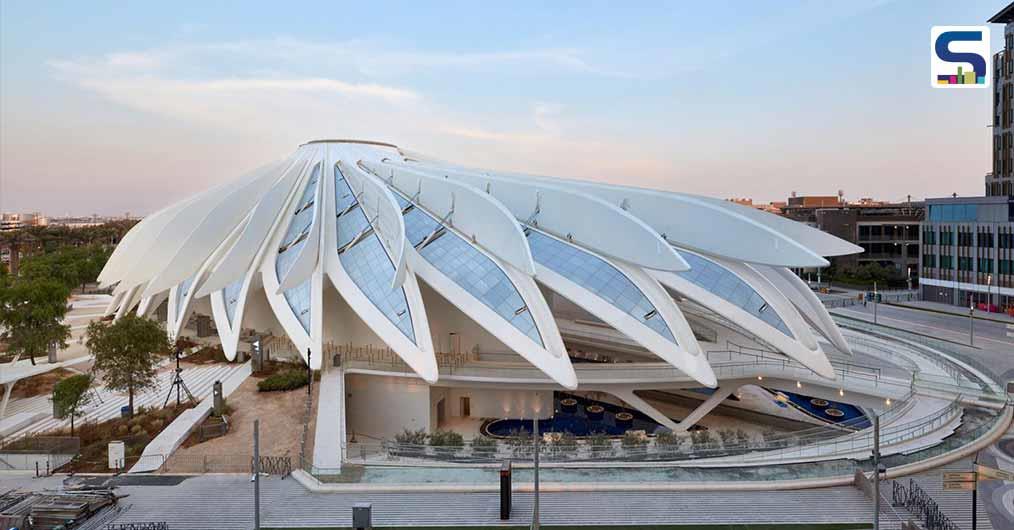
[128,386,134,417]
[70,414,75,436]
[29,352,36,366]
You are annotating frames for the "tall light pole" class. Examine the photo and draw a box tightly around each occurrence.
[873,281,878,325]
[987,274,993,313]
[531,399,540,530]
[969,297,975,347]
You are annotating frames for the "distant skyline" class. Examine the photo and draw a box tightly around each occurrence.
[0,1,1006,216]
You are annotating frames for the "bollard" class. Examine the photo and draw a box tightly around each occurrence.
[353,502,372,529]
[499,460,512,520]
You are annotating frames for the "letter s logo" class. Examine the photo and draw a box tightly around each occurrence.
[931,26,990,88]
[936,31,986,76]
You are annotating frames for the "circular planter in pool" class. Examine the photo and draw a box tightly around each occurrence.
[614,412,634,428]
[824,408,845,418]
[810,398,830,408]
[560,398,578,414]
[586,405,605,421]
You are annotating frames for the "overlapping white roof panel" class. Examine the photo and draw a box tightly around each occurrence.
[100,140,861,386]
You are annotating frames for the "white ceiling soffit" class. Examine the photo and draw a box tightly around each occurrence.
[386,159,688,273]
[143,158,294,298]
[277,149,326,293]
[360,159,536,276]
[404,160,845,268]
[197,152,313,297]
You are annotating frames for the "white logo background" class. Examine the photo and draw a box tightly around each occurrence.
[930,25,991,89]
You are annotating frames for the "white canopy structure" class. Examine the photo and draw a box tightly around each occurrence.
[99,140,862,390]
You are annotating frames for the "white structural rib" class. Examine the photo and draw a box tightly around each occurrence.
[277,153,325,293]
[339,160,410,288]
[197,154,311,298]
[322,152,439,383]
[114,164,280,294]
[755,265,853,355]
[261,155,324,368]
[100,194,202,288]
[407,246,577,389]
[403,160,850,268]
[360,159,536,276]
[526,229,715,387]
[143,158,290,297]
[652,253,835,379]
[383,159,688,273]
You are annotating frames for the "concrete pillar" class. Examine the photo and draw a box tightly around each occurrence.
[607,389,679,432]
[0,382,14,419]
[673,385,739,433]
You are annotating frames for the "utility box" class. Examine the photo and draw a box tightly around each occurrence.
[108,441,125,470]
[352,502,372,529]
[196,315,213,337]
[251,338,263,372]
[213,381,224,416]
[499,460,512,519]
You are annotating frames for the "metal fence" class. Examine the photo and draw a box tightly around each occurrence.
[161,453,292,475]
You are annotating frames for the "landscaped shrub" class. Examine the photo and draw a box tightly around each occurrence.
[555,431,578,451]
[471,436,497,452]
[621,430,648,448]
[717,429,736,448]
[587,431,610,451]
[654,430,681,449]
[735,428,751,447]
[690,430,714,450]
[256,369,309,392]
[429,429,464,447]
[394,428,428,445]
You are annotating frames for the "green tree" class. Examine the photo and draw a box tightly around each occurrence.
[0,278,71,365]
[87,314,170,416]
[52,374,93,435]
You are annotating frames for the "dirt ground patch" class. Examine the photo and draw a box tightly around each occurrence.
[43,403,193,473]
[10,367,77,399]
[170,372,319,466]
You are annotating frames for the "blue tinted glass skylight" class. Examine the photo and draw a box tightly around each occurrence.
[676,251,792,336]
[341,235,415,341]
[176,276,195,321]
[337,206,370,248]
[335,166,415,343]
[275,163,320,332]
[283,279,312,332]
[393,193,411,210]
[223,279,243,326]
[525,230,677,344]
[276,163,320,280]
[400,198,543,346]
[334,170,357,213]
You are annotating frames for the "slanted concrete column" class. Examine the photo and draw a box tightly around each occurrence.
[673,385,739,433]
[114,284,141,321]
[607,389,679,432]
[0,382,14,420]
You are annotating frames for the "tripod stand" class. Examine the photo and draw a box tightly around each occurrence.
[164,347,196,407]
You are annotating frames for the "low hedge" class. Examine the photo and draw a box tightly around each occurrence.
[257,369,309,392]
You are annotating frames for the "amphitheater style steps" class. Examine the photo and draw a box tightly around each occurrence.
[4,362,249,438]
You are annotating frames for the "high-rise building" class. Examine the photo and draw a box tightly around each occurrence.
[989,3,1014,197]
[917,6,1014,314]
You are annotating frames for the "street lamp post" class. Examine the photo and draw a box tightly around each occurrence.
[531,404,540,530]
[969,298,975,347]
[873,281,878,325]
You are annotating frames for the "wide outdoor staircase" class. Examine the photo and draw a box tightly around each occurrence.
[3,362,248,438]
